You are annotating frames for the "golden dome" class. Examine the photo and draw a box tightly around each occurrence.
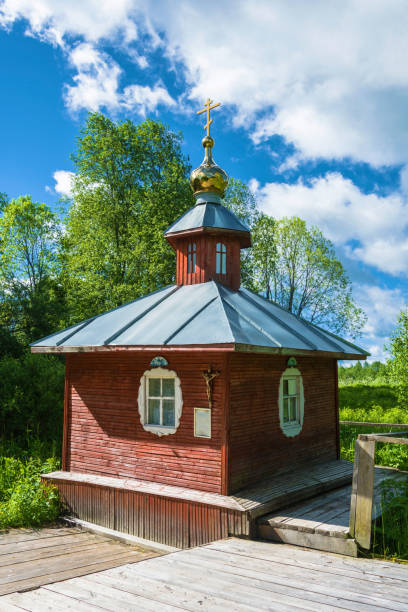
[190,136,229,198]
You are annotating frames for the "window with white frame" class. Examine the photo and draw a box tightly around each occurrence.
[137,367,183,436]
[278,367,304,437]
[216,242,227,274]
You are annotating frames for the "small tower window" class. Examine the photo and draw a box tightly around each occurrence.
[216,242,227,274]
[187,242,196,274]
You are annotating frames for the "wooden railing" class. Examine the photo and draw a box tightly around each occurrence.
[348,430,408,550]
[340,421,408,428]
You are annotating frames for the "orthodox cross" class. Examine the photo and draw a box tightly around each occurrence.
[202,366,220,409]
[197,98,221,137]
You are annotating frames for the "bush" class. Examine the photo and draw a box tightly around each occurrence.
[0,455,61,529]
[372,479,408,560]
[0,352,65,445]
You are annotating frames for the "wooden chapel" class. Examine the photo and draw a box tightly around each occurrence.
[32,100,368,548]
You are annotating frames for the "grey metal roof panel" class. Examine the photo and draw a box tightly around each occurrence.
[31,280,368,357]
[165,203,250,235]
[31,285,176,347]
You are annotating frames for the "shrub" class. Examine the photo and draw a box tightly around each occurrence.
[372,479,408,560]
[0,455,61,529]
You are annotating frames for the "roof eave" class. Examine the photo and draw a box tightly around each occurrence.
[30,342,367,359]
[165,226,251,248]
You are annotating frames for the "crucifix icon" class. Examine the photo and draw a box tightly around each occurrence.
[202,366,220,409]
[197,98,221,137]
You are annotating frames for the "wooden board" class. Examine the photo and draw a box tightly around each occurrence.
[2,538,408,611]
[0,525,159,596]
[257,466,407,556]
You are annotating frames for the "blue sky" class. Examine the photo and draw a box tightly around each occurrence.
[1,0,408,361]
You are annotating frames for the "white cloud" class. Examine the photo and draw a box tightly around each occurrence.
[64,44,122,112]
[63,43,174,114]
[53,170,75,197]
[4,2,408,166]
[0,0,140,47]
[353,284,406,361]
[251,172,408,276]
[147,0,408,167]
[123,84,175,115]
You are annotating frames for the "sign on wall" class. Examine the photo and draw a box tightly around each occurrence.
[194,407,211,438]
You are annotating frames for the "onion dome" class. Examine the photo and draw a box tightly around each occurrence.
[190,137,228,199]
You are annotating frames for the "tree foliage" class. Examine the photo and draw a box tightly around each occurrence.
[251,215,366,337]
[387,310,408,406]
[62,113,194,322]
[0,195,63,343]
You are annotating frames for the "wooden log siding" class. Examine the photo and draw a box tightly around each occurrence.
[175,235,241,290]
[48,477,249,548]
[65,352,226,494]
[227,354,339,493]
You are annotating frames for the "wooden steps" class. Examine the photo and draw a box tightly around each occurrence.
[257,466,407,556]
[234,458,354,520]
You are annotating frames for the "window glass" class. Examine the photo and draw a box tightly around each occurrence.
[216,242,227,274]
[162,378,175,397]
[148,399,160,424]
[149,378,161,397]
[187,242,196,274]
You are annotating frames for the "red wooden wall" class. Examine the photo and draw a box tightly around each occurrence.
[175,235,241,290]
[226,353,339,494]
[64,351,227,494]
[63,350,339,498]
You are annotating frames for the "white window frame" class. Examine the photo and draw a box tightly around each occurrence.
[137,367,183,436]
[278,367,304,438]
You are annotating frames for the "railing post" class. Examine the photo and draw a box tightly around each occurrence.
[349,436,376,549]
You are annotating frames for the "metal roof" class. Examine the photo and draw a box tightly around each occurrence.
[31,281,368,359]
[165,203,250,236]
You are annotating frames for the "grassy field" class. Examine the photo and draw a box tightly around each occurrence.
[339,382,408,470]
[339,381,408,560]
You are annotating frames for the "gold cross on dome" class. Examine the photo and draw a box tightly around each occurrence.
[197,98,221,137]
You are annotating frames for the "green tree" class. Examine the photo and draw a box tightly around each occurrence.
[62,113,194,322]
[251,215,366,337]
[387,310,408,405]
[223,178,259,289]
[0,195,63,343]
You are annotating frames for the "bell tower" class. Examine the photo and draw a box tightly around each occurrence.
[165,99,251,291]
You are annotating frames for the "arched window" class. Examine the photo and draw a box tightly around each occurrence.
[138,367,183,436]
[187,242,196,274]
[278,367,304,438]
[216,242,227,274]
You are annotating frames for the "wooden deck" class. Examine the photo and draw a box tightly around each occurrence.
[258,466,407,556]
[2,537,408,610]
[0,524,160,597]
[233,458,354,519]
[43,459,354,548]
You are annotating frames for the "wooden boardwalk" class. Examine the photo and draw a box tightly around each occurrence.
[2,537,408,610]
[0,525,160,597]
[258,466,407,556]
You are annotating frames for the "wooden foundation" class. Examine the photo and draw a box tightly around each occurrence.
[43,459,354,550]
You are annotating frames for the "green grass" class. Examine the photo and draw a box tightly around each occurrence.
[339,380,408,559]
[339,383,408,470]
[0,436,61,530]
[371,479,408,561]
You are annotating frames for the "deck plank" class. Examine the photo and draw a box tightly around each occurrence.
[2,538,408,611]
[0,526,159,596]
